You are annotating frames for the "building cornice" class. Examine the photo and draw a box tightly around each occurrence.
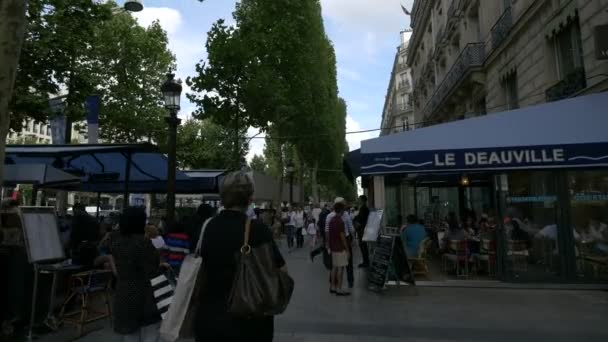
[407,0,434,66]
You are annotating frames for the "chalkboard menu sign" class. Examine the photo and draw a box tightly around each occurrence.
[368,234,415,291]
[368,234,394,290]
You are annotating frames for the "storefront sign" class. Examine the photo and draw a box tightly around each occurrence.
[594,25,608,60]
[361,142,608,175]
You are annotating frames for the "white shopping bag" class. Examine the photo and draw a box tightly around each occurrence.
[159,218,211,342]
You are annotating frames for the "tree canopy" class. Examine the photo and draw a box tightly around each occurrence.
[176,118,248,170]
[10,0,174,144]
[188,0,355,201]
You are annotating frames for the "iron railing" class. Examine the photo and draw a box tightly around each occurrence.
[545,68,587,102]
[421,42,485,117]
[491,6,513,50]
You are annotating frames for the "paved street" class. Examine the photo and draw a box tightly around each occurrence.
[35,241,608,342]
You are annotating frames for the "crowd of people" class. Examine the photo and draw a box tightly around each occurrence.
[1,170,376,341]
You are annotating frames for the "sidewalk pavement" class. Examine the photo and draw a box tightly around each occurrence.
[33,239,608,341]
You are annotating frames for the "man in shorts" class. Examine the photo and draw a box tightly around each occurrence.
[327,200,350,296]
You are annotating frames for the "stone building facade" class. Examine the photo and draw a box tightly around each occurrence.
[408,0,608,124]
[381,30,415,136]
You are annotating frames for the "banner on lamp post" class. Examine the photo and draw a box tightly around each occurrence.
[85,95,100,144]
[49,96,67,144]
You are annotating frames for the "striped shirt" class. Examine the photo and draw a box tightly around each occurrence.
[160,233,191,272]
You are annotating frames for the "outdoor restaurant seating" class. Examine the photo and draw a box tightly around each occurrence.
[59,269,113,337]
[408,237,432,278]
[475,239,497,276]
[443,240,469,278]
[507,240,530,273]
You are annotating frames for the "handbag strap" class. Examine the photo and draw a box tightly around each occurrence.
[195,217,213,257]
[240,218,252,255]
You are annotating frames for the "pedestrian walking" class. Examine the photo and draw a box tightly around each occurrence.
[310,204,331,262]
[354,195,371,268]
[294,206,305,248]
[327,201,350,296]
[194,171,288,341]
[307,218,318,250]
[325,197,355,288]
[285,206,296,250]
[111,207,163,342]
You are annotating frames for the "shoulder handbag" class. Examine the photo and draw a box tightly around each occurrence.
[159,218,212,342]
[228,219,294,317]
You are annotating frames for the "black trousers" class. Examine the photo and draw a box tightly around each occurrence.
[346,237,354,287]
[359,239,370,265]
[296,228,304,248]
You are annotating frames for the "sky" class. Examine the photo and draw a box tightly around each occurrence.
[121,0,413,160]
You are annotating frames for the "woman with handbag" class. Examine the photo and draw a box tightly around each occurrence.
[195,172,291,341]
[111,207,163,342]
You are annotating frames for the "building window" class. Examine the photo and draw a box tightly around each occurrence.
[546,18,586,102]
[554,18,584,80]
[503,72,519,110]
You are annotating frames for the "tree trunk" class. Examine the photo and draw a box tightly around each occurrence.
[299,159,305,204]
[275,142,284,207]
[0,0,28,226]
[311,160,319,204]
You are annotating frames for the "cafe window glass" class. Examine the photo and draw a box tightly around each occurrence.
[385,185,401,228]
[569,171,608,281]
[506,172,561,280]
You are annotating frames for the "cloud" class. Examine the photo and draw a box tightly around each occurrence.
[320,0,413,33]
[345,115,377,151]
[133,7,182,35]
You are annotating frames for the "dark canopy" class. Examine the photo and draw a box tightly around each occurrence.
[3,164,81,187]
[5,143,218,194]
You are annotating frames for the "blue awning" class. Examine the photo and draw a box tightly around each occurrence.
[3,164,81,187]
[4,144,218,194]
[361,92,608,175]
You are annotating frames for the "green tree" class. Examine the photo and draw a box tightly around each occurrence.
[176,118,248,170]
[249,154,267,174]
[10,0,113,132]
[186,20,253,165]
[91,13,175,143]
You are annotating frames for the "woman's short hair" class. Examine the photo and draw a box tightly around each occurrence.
[220,171,255,209]
[119,207,147,235]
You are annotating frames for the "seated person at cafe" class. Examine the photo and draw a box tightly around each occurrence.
[585,218,607,242]
[510,218,532,247]
[462,216,477,237]
[479,215,497,240]
[400,215,427,257]
[446,212,467,241]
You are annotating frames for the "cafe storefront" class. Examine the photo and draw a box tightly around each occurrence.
[359,92,608,284]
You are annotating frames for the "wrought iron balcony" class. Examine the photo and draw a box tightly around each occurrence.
[421,42,485,117]
[545,68,587,102]
[491,6,513,50]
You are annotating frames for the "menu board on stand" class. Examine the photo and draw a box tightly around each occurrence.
[367,234,416,293]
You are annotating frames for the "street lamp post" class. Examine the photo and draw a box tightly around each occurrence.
[286,161,295,205]
[161,72,182,226]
